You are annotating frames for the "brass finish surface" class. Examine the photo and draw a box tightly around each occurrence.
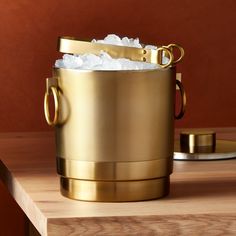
[43,49,186,200]
[58,37,184,68]
[53,68,175,162]
[60,177,169,202]
[57,157,172,181]
[44,67,185,201]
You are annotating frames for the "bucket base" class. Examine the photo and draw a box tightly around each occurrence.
[60,176,169,202]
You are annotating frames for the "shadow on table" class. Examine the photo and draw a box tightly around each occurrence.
[168,178,236,199]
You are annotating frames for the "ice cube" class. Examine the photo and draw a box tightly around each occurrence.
[162,56,170,65]
[104,34,123,45]
[145,45,157,50]
[132,38,142,48]
[121,37,130,47]
[100,51,112,60]
[58,54,83,69]
[80,54,101,67]
[55,59,64,68]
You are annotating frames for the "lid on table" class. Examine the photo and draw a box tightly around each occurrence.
[174,130,236,160]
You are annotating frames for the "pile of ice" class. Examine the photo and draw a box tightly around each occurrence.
[55,34,167,71]
[91,34,157,50]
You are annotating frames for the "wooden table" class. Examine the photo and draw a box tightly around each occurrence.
[0,128,236,235]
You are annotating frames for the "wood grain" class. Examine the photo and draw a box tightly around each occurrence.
[0,128,236,235]
[48,215,236,236]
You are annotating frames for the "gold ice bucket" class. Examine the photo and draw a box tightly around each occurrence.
[44,37,186,201]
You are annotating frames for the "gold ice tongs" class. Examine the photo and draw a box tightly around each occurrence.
[58,36,184,68]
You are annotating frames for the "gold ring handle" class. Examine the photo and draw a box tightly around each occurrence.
[44,86,59,126]
[175,80,186,119]
[166,44,185,64]
[157,47,173,68]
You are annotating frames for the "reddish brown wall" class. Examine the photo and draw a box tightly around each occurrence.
[0,181,26,236]
[1,0,236,132]
[0,0,236,235]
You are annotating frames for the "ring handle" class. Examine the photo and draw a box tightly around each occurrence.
[157,47,173,68]
[166,44,185,64]
[175,80,186,119]
[44,86,59,126]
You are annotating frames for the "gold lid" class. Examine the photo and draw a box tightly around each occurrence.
[180,130,216,153]
[175,130,236,160]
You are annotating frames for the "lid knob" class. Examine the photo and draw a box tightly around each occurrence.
[180,130,216,153]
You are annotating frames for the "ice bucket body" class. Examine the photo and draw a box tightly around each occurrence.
[47,67,176,201]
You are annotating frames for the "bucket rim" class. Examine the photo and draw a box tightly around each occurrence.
[53,66,174,74]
